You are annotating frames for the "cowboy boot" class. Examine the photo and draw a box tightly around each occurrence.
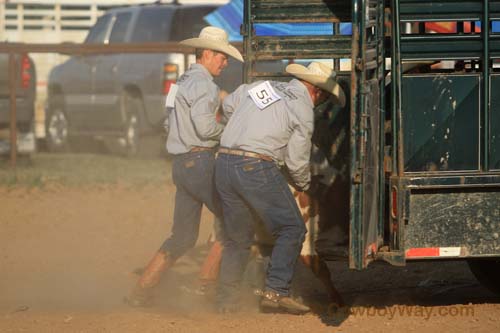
[126,250,175,307]
[197,241,223,296]
[260,290,311,315]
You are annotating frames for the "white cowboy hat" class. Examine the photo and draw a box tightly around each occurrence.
[286,62,346,107]
[179,26,243,62]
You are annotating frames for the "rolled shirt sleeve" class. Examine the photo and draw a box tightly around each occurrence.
[190,81,225,140]
[285,101,314,191]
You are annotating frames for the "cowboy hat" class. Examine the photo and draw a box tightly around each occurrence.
[286,62,346,107]
[179,26,243,62]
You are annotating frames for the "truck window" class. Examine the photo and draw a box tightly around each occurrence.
[85,14,112,44]
[170,6,218,41]
[130,8,174,42]
[109,12,132,43]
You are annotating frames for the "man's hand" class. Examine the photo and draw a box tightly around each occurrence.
[219,89,229,101]
[294,190,310,209]
[216,90,229,124]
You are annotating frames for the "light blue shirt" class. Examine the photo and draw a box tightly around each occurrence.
[221,79,314,190]
[165,64,224,154]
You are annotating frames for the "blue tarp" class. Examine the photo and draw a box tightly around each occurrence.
[471,21,500,32]
[205,0,500,40]
[204,0,352,42]
[490,21,500,32]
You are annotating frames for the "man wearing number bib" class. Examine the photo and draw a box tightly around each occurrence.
[215,62,345,314]
[126,26,243,307]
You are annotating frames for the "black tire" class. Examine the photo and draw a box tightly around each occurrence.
[121,93,148,158]
[105,92,162,158]
[45,104,70,152]
[467,258,500,295]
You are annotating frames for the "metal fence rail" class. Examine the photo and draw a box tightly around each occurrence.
[0,40,242,167]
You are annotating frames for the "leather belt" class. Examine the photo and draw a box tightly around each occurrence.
[190,146,215,153]
[218,147,273,162]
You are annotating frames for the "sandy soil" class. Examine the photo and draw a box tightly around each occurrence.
[1,184,499,332]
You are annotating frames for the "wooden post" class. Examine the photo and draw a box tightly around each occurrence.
[90,4,98,25]
[17,3,23,37]
[9,52,17,168]
[0,3,5,42]
[55,4,62,37]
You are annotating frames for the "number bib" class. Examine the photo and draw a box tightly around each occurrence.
[165,83,179,108]
[248,81,281,110]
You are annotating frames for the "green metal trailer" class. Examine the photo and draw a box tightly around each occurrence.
[243,0,500,294]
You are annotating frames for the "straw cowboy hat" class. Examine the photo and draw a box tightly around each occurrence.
[180,26,243,62]
[286,62,346,107]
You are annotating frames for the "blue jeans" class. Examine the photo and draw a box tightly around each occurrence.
[215,153,306,306]
[161,150,223,259]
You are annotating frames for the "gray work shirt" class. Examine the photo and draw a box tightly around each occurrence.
[165,63,224,154]
[221,79,314,191]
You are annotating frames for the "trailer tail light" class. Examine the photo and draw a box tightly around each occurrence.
[163,63,178,95]
[21,54,31,89]
[391,186,398,219]
[406,247,462,259]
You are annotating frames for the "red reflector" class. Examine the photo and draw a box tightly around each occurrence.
[163,63,178,81]
[22,79,30,88]
[21,54,31,88]
[406,248,439,258]
[164,64,177,72]
[22,55,31,70]
[163,80,175,95]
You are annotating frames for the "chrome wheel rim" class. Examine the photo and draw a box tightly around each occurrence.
[126,114,139,154]
[48,109,68,147]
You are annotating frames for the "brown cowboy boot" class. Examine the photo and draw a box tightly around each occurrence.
[260,290,311,315]
[198,241,223,282]
[125,250,175,307]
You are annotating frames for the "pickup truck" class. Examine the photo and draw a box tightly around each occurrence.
[0,53,37,155]
[46,2,242,156]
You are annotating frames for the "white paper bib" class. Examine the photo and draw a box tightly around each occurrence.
[165,83,179,108]
[248,81,281,110]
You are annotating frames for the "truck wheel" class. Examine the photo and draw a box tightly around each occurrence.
[467,258,500,295]
[119,92,152,158]
[45,106,69,152]
[122,94,145,158]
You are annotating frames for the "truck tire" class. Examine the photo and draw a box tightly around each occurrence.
[122,93,142,157]
[45,105,69,152]
[467,258,500,295]
[105,92,162,157]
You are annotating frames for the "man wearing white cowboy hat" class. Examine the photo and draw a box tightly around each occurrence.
[215,61,345,314]
[126,26,243,307]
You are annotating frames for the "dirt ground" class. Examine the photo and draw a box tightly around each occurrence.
[1,181,500,332]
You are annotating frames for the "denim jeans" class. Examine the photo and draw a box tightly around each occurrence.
[215,153,306,306]
[161,150,223,259]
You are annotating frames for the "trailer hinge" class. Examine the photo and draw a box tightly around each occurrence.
[355,58,364,72]
[353,170,363,184]
[240,24,248,37]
